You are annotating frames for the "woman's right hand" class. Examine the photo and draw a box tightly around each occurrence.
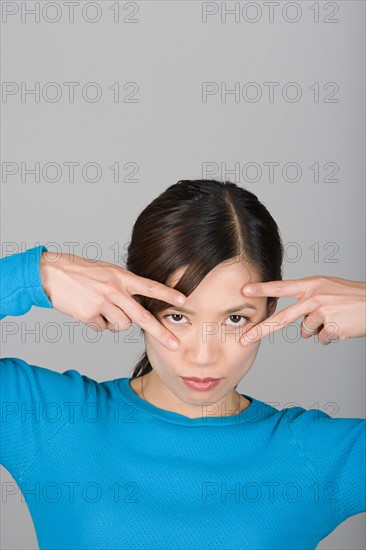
[40,251,186,351]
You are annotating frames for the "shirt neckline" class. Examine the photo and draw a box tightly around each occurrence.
[114,377,265,427]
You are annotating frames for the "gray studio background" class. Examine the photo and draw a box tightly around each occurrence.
[0,1,365,548]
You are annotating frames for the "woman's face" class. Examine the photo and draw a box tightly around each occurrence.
[142,259,276,418]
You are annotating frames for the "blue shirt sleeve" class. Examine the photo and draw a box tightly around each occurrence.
[284,406,366,523]
[0,246,91,481]
[0,245,53,319]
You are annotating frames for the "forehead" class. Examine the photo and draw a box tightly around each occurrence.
[168,258,260,292]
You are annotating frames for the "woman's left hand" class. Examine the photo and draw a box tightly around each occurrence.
[240,276,366,346]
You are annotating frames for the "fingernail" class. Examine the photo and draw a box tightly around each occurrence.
[244,285,256,294]
[169,338,179,350]
[241,335,255,346]
[176,295,186,305]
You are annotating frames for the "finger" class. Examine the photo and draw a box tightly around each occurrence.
[240,298,319,346]
[126,273,186,307]
[86,316,109,332]
[242,279,309,299]
[105,319,132,333]
[101,305,133,333]
[110,292,180,351]
[300,317,323,339]
[317,322,339,345]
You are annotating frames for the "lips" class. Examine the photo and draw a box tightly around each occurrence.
[182,377,221,382]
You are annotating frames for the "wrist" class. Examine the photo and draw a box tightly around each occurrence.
[40,251,59,301]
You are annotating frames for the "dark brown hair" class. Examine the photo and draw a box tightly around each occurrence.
[126,179,284,379]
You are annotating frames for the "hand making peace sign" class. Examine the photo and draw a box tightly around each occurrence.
[240,276,366,346]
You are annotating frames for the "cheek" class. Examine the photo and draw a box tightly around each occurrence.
[144,334,174,367]
[242,341,261,364]
[227,335,261,365]
[233,344,257,362]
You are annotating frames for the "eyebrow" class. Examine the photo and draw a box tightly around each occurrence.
[163,303,258,315]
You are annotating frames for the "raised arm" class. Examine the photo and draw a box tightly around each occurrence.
[0,245,89,481]
[0,243,187,481]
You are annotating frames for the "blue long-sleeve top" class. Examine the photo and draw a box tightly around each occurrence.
[0,246,365,550]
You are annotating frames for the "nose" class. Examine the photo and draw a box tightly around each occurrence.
[183,322,221,365]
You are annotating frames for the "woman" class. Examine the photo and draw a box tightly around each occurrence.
[1,179,365,549]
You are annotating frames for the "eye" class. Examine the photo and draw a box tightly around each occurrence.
[162,314,250,328]
[162,314,188,325]
[225,315,250,328]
